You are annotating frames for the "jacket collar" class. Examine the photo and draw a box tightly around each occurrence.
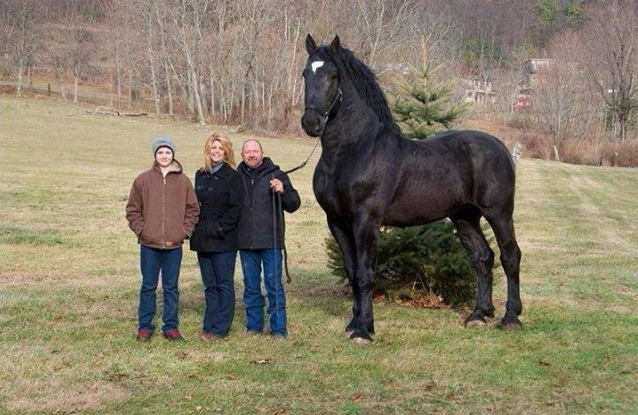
[200,162,233,177]
[239,157,278,178]
[153,159,183,175]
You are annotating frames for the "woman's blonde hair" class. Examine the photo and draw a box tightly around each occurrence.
[203,132,236,171]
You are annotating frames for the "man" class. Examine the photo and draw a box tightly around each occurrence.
[237,139,301,339]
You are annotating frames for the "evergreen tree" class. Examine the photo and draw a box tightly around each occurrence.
[390,46,466,139]
[564,0,587,29]
[537,0,558,27]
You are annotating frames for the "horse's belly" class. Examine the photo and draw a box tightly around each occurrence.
[382,192,465,226]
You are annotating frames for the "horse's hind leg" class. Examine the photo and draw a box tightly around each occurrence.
[485,214,522,329]
[452,209,495,326]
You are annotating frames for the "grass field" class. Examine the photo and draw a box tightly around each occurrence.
[2,96,637,413]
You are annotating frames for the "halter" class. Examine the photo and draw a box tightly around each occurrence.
[304,87,343,125]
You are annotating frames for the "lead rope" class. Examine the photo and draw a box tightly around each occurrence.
[271,88,341,284]
[272,137,320,285]
[271,184,283,334]
[278,136,320,177]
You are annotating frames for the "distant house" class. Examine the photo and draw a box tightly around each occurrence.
[463,77,496,104]
[513,94,532,112]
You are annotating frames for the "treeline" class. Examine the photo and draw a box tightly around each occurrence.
[1,0,637,141]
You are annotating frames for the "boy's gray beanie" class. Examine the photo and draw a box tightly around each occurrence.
[152,136,176,156]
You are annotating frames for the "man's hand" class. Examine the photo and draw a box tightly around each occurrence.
[270,178,284,194]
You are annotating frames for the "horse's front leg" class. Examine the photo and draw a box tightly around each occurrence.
[327,219,360,333]
[350,216,380,342]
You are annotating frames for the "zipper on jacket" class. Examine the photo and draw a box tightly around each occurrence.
[162,176,166,247]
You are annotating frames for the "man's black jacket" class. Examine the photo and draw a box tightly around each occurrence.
[237,157,301,250]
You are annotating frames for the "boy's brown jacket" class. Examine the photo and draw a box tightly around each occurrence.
[126,160,200,249]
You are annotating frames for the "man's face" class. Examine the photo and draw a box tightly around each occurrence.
[242,141,264,168]
[155,147,174,168]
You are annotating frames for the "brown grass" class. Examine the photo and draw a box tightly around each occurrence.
[7,379,130,413]
[559,138,638,167]
[460,113,638,167]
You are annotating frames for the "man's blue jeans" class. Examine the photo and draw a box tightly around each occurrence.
[240,249,287,336]
[198,251,237,336]
[138,245,182,333]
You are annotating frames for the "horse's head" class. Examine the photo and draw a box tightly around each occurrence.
[301,34,343,137]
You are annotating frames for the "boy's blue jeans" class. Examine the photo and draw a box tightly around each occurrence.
[138,245,182,333]
[239,249,287,336]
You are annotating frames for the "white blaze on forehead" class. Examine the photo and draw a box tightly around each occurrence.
[311,61,324,74]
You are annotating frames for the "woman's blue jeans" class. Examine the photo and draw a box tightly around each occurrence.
[239,249,287,336]
[138,245,182,333]
[198,251,237,336]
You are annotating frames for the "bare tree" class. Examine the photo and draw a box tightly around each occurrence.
[583,1,638,141]
[533,32,601,143]
[1,0,40,97]
[62,1,95,103]
[168,0,209,125]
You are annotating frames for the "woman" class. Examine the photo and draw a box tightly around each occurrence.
[190,133,243,340]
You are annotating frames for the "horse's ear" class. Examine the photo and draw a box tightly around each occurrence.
[331,35,341,52]
[306,34,317,55]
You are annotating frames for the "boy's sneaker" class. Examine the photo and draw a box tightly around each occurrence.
[243,329,262,337]
[137,329,153,342]
[163,329,184,341]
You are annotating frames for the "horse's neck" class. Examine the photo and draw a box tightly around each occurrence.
[319,84,379,169]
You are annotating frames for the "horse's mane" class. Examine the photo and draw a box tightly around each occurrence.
[313,45,401,134]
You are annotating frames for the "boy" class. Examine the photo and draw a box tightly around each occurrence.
[126,136,199,341]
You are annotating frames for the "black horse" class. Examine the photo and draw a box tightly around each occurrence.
[301,35,522,342]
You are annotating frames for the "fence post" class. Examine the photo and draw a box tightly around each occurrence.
[511,141,522,168]
[552,145,560,162]
[611,152,618,167]
[47,83,51,96]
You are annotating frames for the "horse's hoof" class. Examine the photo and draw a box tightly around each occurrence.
[349,328,373,343]
[464,312,487,327]
[499,316,522,330]
[465,319,486,328]
[351,336,373,345]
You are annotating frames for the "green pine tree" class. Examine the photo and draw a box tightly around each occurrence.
[390,45,466,139]
[537,0,558,27]
[564,0,587,29]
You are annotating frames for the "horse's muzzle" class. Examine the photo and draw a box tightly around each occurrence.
[301,110,325,137]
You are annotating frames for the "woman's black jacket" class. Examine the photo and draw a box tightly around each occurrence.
[190,163,243,252]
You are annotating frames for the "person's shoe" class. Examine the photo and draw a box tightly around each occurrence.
[243,329,262,337]
[137,328,153,342]
[163,329,184,341]
[198,332,222,341]
[271,333,287,341]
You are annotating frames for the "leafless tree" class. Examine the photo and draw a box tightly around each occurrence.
[1,0,40,97]
[582,1,638,141]
[533,32,601,143]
